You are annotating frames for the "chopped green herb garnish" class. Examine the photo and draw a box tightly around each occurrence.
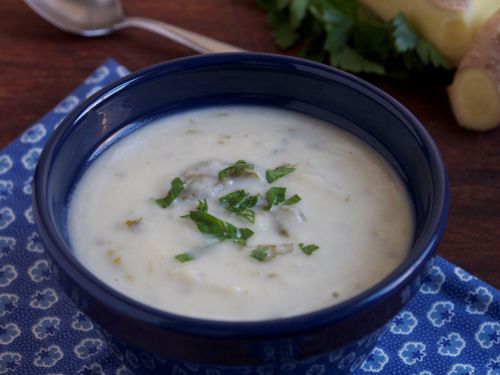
[175,252,194,263]
[264,187,302,210]
[185,200,254,245]
[218,160,256,181]
[299,243,319,255]
[154,177,184,208]
[251,243,293,262]
[237,210,256,224]
[125,217,142,229]
[219,190,259,223]
[219,190,247,205]
[284,194,301,206]
[264,187,287,210]
[266,165,296,183]
[239,228,255,243]
[251,246,271,262]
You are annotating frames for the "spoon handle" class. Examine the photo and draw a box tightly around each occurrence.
[117,17,245,54]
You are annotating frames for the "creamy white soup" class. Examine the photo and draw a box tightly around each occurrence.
[68,106,414,321]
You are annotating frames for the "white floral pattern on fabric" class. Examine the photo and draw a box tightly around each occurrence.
[390,311,418,335]
[31,316,61,339]
[0,59,498,375]
[0,207,15,230]
[29,288,59,309]
[360,348,388,372]
[0,323,21,345]
[427,301,455,327]
[53,95,79,114]
[21,148,42,170]
[0,237,15,258]
[454,267,475,282]
[25,231,44,253]
[20,123,47,144]
[475,322,500,349]
[437,333,466,357]
[85,66,110,84]
[0,181,14,201]
[0,352,22,374]
[0,265,18,287]
[28,259,51,282]
[420,266,445,294]
[0,155,13,175]
[33,344,64,367]
[465,286,493,315]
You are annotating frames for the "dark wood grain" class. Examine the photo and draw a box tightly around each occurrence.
[0,0,498,287]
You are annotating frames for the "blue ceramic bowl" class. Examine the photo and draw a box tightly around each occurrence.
[33,53,448,374]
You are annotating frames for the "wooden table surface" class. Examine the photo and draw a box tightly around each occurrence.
[1,0,498,288]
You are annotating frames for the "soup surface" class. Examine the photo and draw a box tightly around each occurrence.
[68,106,414,320]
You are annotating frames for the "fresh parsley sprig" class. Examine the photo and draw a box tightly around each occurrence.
[184,200,254,246]
[257,0,449,77]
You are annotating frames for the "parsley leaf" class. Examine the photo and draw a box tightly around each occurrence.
[266,165,296,183]
[416,39,450,69]
[250,243,294,262]
[290,0,309,29]
[299,243,319,255]
[284,194,301,205]
[391,13,417,52]
[175,253,194,263]
[155,177,184,208]
[219,190,259,223]
[264,187,301,210]
[330,46,385,75]
[264,187,287,210]
[185,200,254,245]
[218,160,257,181]
[251,246,271,261]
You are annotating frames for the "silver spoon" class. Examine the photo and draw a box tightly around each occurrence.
[24,0,244,53]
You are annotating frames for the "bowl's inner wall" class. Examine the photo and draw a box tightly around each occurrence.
[47,59,433,257]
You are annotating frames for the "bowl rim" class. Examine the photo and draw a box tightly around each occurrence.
[33,52,449,338]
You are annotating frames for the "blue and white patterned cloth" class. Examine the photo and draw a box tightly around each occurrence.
[0,59,499,375]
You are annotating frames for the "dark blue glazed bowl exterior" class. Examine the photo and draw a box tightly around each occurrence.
[33,53,449,374]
